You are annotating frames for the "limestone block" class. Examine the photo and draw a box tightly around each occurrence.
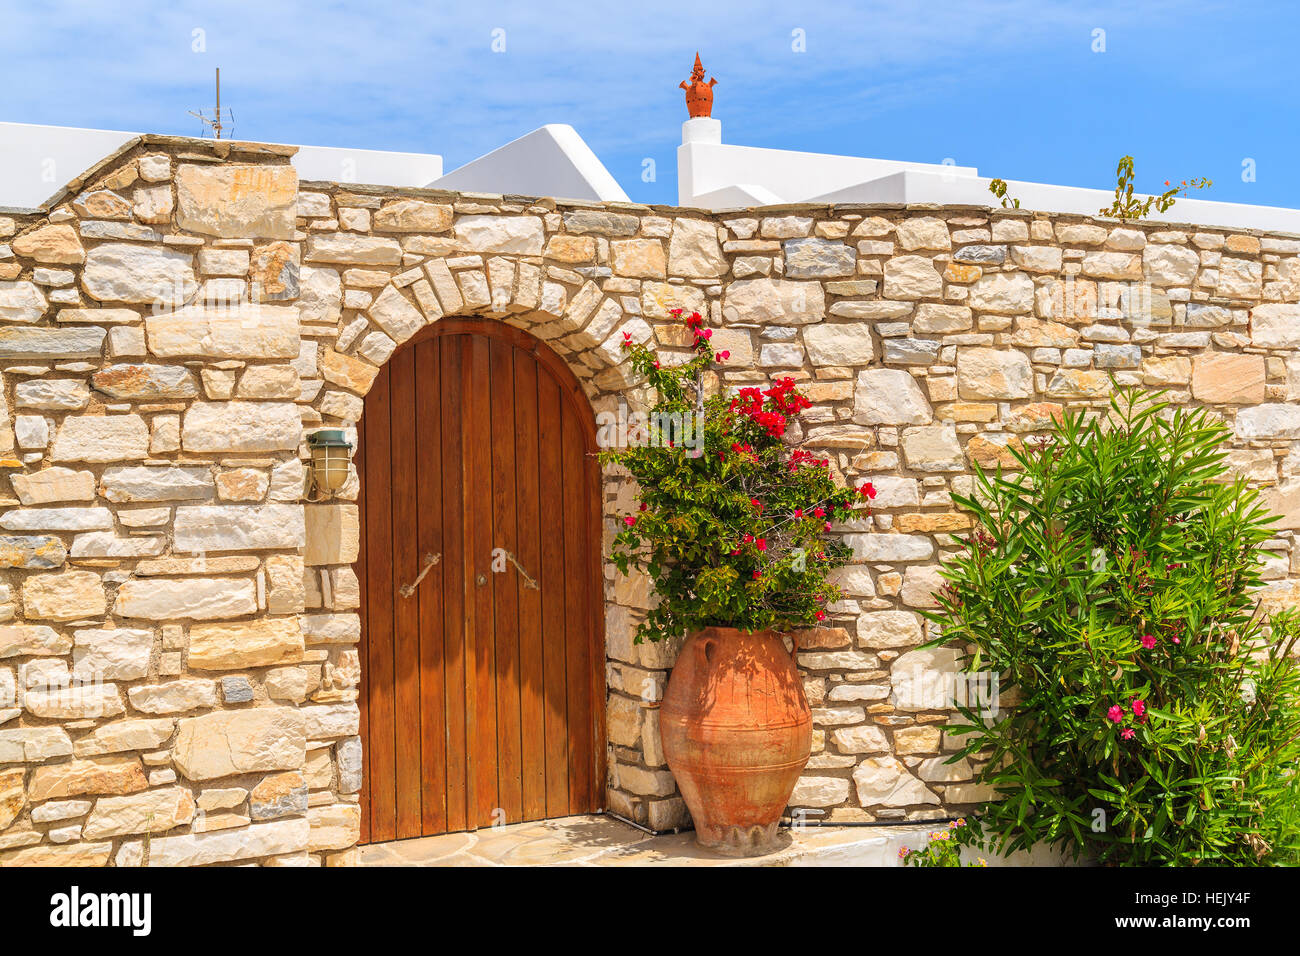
[115,577,258,621]
[48,414,150,462]
[0,326,105,360]
[0,280,48,322]
[181,402,301,452]
[12,224,84,264]
[856,610,924,649]
[72,628,153,681]
[667,218,727,277]
[175,164,297,239]
[1191,353,1265,404]
[303,504,360,565]
[956,348,1033,400]
[721,278,825,325]
[99,465,213,503]
[0,624,70,659]
[28,755,147,801]
[1250,304,1300,348]
[188,618,304,671]
[82,786,195,839]
[852,757,939,806]
[73,717,176,756]
[22,569,106,621]
[81,243,196,306]
[173,503,305,553]
[172,707,307,780]
[454,215,544,255]
[308,803,361,851]
[853,369,931,425]
[126,678,219,715]
[122,817,309,867]
[146,302,299,359]
[0,534,66,569]
[883,255,942,299]
[803,323,875,366]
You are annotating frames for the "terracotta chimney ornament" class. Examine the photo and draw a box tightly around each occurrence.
[680,52,717,118]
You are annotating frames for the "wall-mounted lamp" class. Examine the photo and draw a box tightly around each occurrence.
[307,429,353,499]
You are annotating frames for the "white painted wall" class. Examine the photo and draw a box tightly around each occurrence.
[430,124,628,202]
[0,121,444,210]
[678,119,1300,233]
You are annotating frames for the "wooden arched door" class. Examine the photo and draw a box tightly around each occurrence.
[356,318,605,843]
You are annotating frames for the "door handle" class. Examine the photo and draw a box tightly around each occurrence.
[498,549,540,590]
[398,552,441,598]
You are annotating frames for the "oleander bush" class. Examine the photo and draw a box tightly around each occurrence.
[601,310,874,643]
[928,389,1300,866]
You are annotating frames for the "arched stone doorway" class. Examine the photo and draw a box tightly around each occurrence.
[355,317,606,843]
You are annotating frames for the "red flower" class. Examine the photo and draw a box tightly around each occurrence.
[1140,634,1156,650]
[742,533,754,544]
[623,515,636,527]
[1106,704,1124,723]
[716,350,730,361]
[858,482,876,499]
[794,508,803,518]
[752,570,762,580]
[1131,699,1146,718]
[823,522,831,532]
[813,507,825,518]
[1121,728,1135,740]
[756,538,767,552]
[815,610,826,622]
[639,503,648,512]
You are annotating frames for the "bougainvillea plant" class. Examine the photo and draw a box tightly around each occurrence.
[600,310,874,643]
[927,389,1300,866]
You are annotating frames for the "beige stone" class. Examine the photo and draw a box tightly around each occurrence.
[852,757,939,806]
[304,504,360,565]
[181,402,301,452]
[73,718,176,756]
[49,414,150,462]
[175,164,297,239]
[115,577,258,621]
[308,803,361,851]
[28,755,147,801]
[0,767,24,829]
[12,224,84,264]
[853,369,931,425]
[373,200,452,233]
[667,218,726,277]
[146,303,299,359]
[22,569,106,621]
[957,348,1032,400]
[0,280,49,323]
[1191,353,1265,404]
[82,786,195,839]
[127,679,219,715]
[188,618,305,671]
[0,842,113,866]
[81,243,196,306]
[883,255,942,299]
[173,707,306,780]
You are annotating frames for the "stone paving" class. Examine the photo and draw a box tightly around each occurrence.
[357,813,1064,866]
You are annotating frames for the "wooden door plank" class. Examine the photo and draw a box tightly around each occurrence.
[561,403,595,812]
[513,349,546,822]
[536,369,570,816]
[390,346,423,839]
[489,337,523,825]
[415,337,448,835]
[362,364,396,843]
[440,335,468,834]
[464,334,498,827]
[356,407,370,844]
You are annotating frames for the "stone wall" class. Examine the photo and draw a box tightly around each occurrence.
[1,135,1299,864]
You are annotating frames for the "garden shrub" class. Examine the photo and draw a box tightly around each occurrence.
[929,389,1300,866]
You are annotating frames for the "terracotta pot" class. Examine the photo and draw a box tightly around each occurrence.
[660,626,812,855]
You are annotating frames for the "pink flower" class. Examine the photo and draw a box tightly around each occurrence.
[815,610,826,622]
[1107,705,1124,724]
[1131,699,1146,718]
[742,533,754,544]
[1121,728,1135,740]
[794,508,804,518]
[716,350,730,361]
[623,515,636,527]
[824,522,832,532]
[1172,636,1181,644]
[1141,634,1156,650]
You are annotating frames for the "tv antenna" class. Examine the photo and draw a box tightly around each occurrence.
[189,67,234,139]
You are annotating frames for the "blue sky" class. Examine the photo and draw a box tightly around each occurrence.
[2,0,1295,208]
